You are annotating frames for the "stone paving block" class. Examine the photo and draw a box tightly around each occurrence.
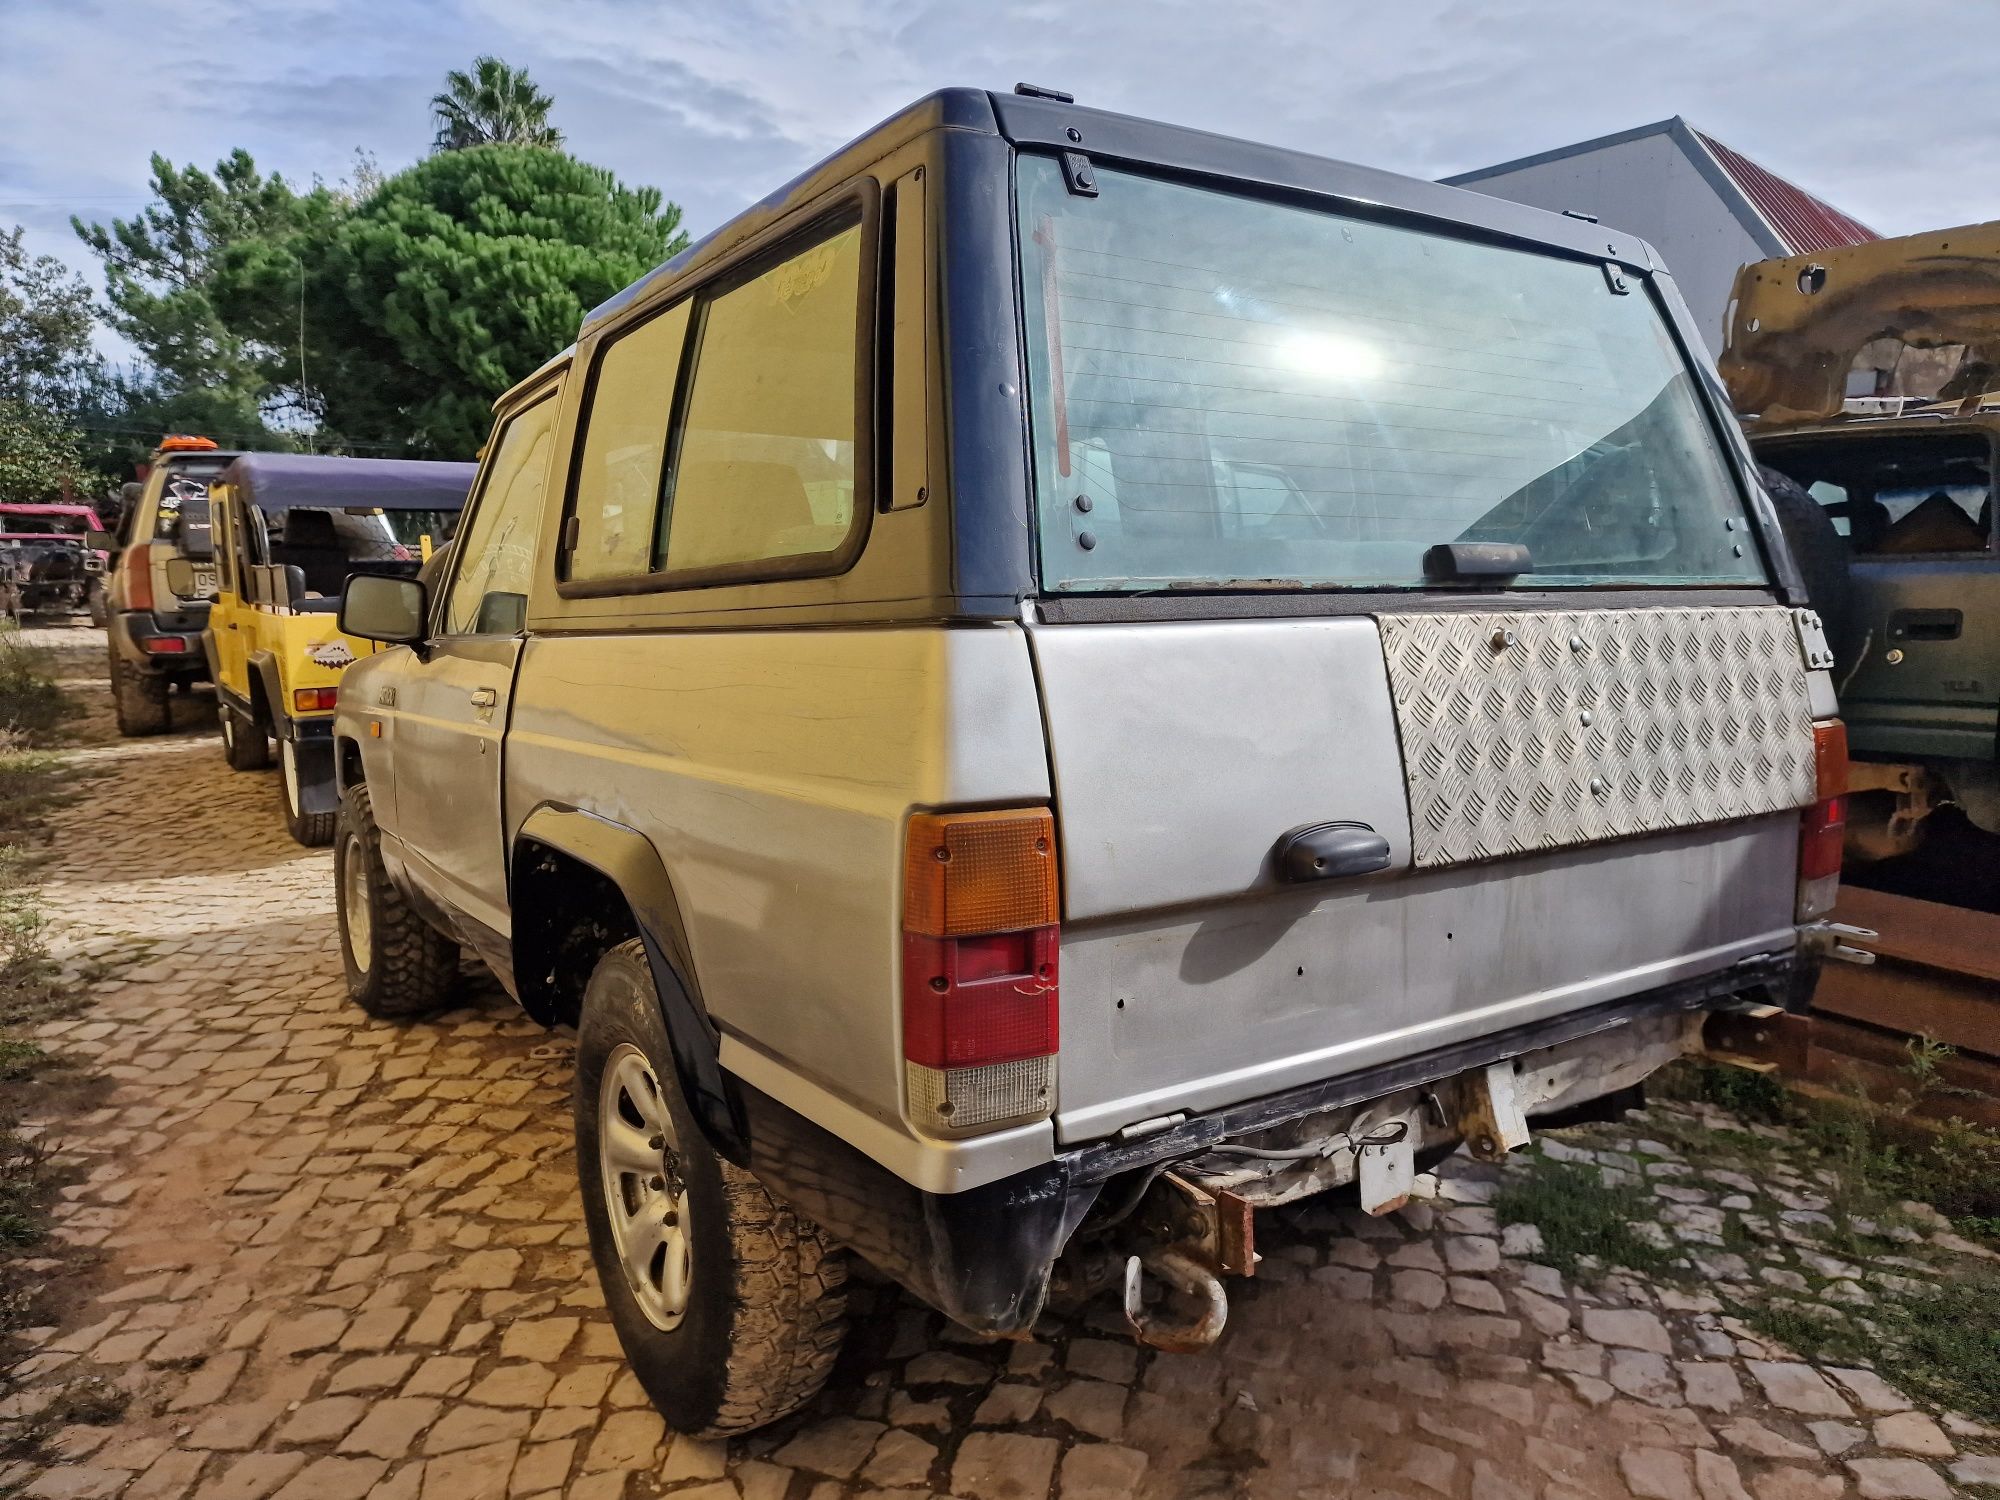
[1059,1443,1148,1500]
[1581,1307,1673,1354]
[267,1456,384,1500]
[858,1428,936,1489]
[1746,1362,1854,1417]
[582,1409,665,1472]
[772,1418,886,1479]
[950,1431,1060,1500]
[1620,1446,1696,1500]
[338,1398,442,1459]
[418,1439,518,1500]
[194,1452,305,1500]
[1870,1412,1952,1458]
[1845,1457,1952,1500]
[659,1438,728,1484]
[1043,1378,1127,1441]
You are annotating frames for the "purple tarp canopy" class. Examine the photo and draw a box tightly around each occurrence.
[219,453,478,513]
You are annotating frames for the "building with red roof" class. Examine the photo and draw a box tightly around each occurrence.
[1443,118,1876,356]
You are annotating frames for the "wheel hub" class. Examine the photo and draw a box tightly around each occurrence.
[340,837,372,973]
[598,1043,692,1331]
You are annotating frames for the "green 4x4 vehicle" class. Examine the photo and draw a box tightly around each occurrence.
[1723,222,2000,866]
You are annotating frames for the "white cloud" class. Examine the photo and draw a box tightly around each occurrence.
[5,0,1999,365]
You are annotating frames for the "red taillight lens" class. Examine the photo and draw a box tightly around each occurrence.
[292,687,338,713]
[902,929,1059,1069]
[1800,795,1846,881]
[139,636,189,654]
[127,542,154,611]
[1798,720,1847,918]
[902,808,1060,1134]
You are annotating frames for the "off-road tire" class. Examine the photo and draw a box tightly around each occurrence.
[575,940,847,1436]
[1760,465,1855,669]
[221,703,270,771]
[110,649,170,736]
[279,737,336,846]
[334,782,457,1017]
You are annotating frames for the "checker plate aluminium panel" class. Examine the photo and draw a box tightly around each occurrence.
[1378,606,1817,869]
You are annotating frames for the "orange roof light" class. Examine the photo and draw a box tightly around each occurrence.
[156,434,218,453]
[904,808,1059,937]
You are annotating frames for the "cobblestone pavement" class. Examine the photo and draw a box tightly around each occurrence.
[11,626,1996,1500]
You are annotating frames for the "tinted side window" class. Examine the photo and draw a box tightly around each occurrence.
[569,301,692,582]
[659,219,864,575]
[444,392,560,636]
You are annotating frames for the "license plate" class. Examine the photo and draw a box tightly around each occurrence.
[181,567,217,599]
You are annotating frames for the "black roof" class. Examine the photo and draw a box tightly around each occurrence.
[585,87,1660,336]
[218,453,478,513]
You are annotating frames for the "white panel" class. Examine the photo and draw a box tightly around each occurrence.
[1027,618,1413,920]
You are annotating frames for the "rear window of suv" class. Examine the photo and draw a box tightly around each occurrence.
[1016,158,1766,593]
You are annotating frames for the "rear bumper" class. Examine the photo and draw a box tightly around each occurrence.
[739,949,1799,1334]
[108,610,210,679]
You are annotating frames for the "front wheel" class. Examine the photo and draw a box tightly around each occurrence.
[279,736,336,846]
[334,782,457,1017]
[221,704,270,771]
[575,940,847,1436]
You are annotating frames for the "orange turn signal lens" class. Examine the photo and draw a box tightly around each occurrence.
[292,687,338,713]
[1812,720,1848,802]
[904,808,1059,937]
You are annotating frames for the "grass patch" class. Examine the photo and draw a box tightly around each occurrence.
[0,628,64,743]
[1495,1149,1690,1282]
[0,633,85,1473]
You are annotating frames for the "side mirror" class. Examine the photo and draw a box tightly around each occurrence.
[162,557,212,601]
[340,572,428,646]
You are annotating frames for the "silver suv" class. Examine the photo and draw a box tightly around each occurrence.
[331,86,1857,1436]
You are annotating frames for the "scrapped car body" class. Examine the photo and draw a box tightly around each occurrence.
[330,87,1856,1435]
[1723,222,2000,857]
[0,503,108,620]
[193,453,472,845]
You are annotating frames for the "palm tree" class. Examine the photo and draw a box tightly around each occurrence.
[430,57,563,152]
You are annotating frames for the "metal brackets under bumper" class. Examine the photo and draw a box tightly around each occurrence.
[1798,919,1879,967]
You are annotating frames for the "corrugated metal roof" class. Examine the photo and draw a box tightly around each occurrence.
[1690,129,1878,254]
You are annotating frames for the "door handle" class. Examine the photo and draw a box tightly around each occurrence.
[469,687,497,709]
[1274,821,1393,882]
[1889,608,1961,642]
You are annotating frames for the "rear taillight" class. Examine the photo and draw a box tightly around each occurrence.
[127,543,154,611]
[293,687,338,713]
[139,636,188,654]
[902,807,1059,1135]
[1798,720,1847,919]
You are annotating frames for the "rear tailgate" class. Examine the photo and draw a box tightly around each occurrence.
[1031,603,1815,1144]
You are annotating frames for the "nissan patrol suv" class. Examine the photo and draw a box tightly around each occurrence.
[332,86,1857,1436]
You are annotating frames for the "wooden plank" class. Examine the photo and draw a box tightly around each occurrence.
[1815,961,2000,1059]
[1834,887,2000,983]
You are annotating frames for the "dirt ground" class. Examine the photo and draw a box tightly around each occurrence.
[8,624,1994,1500]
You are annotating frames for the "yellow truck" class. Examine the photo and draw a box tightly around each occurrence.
[169,453,474,845]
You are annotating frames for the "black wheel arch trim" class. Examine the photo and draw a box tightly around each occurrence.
[511,803,745,1161]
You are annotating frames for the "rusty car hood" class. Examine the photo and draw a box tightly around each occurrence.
[1720,219,2000,429]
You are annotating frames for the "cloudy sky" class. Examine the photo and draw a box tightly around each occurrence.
[5,0,1999,362]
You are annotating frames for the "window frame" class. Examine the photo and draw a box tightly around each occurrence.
[431,379,566,639]
[555,178,881,600]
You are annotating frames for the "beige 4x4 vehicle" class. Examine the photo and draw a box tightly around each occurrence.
[332,86,1859,1436]
[104,436,235,735]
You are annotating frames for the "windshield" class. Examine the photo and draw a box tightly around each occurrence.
[1016,158,1766,592]
[266,507,458,567]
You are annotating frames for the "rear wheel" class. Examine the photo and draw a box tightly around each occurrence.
[575,940,847,1436]
[334,782,457,1017]
[280,737,335,846]
[221,704,270,771]
[110,650,170,737]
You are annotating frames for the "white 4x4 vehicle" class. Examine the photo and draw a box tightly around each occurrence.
[332,87,1860,1435]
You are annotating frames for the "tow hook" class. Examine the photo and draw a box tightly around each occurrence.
[1797,920,1878,966]
[1123,1247,1229,1351]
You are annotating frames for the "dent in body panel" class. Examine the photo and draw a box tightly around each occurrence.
[1055,814,1798,1143]
[501,625,1050,1140]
